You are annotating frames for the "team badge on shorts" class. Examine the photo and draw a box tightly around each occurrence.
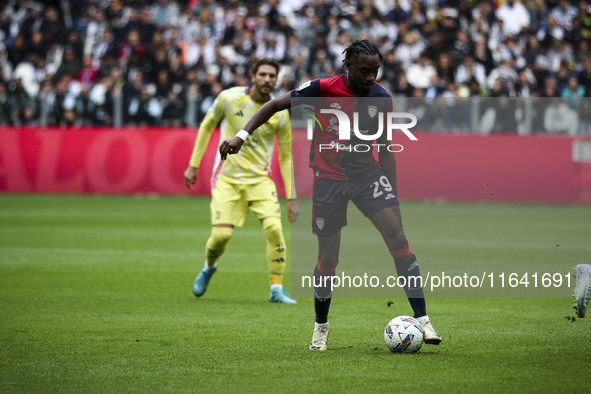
[316,218,325,230]
[368,105,378,118]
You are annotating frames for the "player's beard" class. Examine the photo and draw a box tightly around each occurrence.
[256,84,273,99]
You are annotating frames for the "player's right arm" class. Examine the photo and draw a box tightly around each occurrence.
[184,93,227,189]
[219,92,292,160]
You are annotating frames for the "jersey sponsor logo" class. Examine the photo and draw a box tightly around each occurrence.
[316,218,325,230]
[296,80,311,91]
[234,110,244,117]
[330,102,342,109]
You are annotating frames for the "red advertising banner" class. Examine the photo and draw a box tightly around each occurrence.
[1,128,590,204]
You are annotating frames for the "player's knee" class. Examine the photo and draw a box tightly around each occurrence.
[318,245,339,267]
[262,217,284,245]
[210,226,233,247]
[384,230,408,251]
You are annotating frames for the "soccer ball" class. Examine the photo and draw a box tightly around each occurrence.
[384,315,424,353]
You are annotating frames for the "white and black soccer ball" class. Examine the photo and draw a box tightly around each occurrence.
[384,315,424,353]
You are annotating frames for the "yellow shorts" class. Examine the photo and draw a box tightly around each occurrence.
[211,177,281,227]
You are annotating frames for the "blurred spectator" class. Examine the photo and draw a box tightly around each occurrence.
[132,8,157,45]
[28,32,48,62]
[88,76,114,126]
[550,0,579,32]
[124,71,149,126]
[393,72,416,96]
[91,29,117,69]
[495,0,530,36]
[0,82,9,125]
[78,57,98,86]
[152,0,180,28]
[53,46,82,83]
[579,57,591,93]
[580,1,591,42]
[119,29,146,64]
[529,0,550,34]
[472,35,496,75]
[40,6,66,48]
[395,31,425,68]
[146,48,169,84]
[544,97,579,135]
[307,49,334,80]
[487,58,519,91]
[7,34,27,69]
[406,53,436,89]
[161,91,185,126]
[456,56,486,87]
[537,15,566,49]
[515,68,538,97]
[186,35,215,69]
[449,30,473,67]
[561,75,586,110]
[65,30,84,60]
[387,0,409,24]
[492,96,518,133]
[436,52,456,86]
[541,76,560,97]
[380,51,404,91]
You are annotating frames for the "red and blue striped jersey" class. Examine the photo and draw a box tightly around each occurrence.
[292,74,393,180]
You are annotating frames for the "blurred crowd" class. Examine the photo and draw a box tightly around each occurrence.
[0,0,590,134]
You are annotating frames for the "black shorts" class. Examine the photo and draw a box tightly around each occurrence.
[312,170,400,236]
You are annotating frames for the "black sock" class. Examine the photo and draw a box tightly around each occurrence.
[394,253,426,314]
[313,266,333,323]
[314,297,332,324]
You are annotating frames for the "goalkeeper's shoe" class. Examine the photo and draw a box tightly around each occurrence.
[310,323,329,351]
[417,316,442,345]
[269,287,297,304]
[573,264,591,318]
[192,265,217,297]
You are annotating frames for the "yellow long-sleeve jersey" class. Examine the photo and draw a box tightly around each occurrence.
[188,86,295,199]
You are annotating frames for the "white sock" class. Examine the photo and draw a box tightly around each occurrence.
[315,321,329,328]
[416,315,429,323]
[270,284,283,291]
[204,261,217,270]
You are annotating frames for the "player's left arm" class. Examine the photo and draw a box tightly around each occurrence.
[377,132,398,197]
[276,110,299,223]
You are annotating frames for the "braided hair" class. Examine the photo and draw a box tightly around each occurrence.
[341,40,385,67]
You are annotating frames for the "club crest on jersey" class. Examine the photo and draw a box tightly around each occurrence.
[316,218,325,230]
[368,105,378,118]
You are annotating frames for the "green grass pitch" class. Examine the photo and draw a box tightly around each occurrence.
[1,194,590,392]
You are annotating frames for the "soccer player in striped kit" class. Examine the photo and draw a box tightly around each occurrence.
[220,41,442,350]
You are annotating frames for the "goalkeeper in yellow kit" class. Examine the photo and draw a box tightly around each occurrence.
[184,58,299,303]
